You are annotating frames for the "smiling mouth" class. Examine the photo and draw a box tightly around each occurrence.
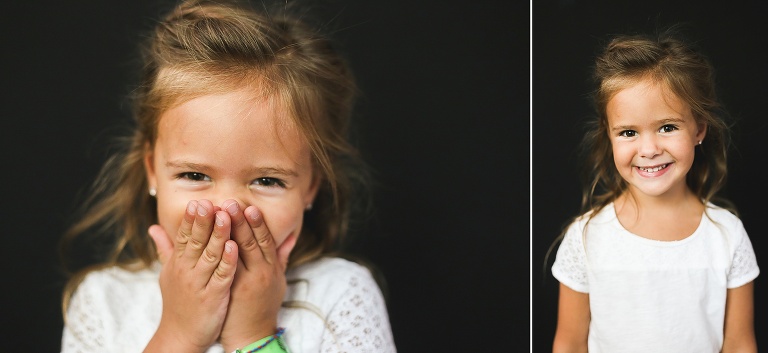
[637,164,669,173]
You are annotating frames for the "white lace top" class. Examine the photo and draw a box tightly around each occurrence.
[551,202,759,353]
[61,257,396,353]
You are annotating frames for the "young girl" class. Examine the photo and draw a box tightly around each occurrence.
[550,29,760,352]
[58,0,396,352]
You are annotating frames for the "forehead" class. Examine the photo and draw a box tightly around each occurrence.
[155,90,311,168]
[159,88,294,133]
[606,78,693,125]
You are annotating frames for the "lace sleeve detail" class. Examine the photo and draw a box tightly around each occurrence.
[61,275,109,353]
[319,268,396,353]
[60,265,165,353]
[727,224,760,288]
[551,222,589,293]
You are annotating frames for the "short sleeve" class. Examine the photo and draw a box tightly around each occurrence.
[727,224,759,288]
[551,222,590,293]
[60,265,167,353]
[319,266,396,353]
[61,275,110,353]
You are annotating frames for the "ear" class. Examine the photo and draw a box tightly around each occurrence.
[305,172,322,208]
[696,122,708,144]
[143,142,157,191]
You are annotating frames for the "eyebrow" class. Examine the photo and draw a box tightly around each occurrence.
[165,160,299,177]
[610,117,686,132]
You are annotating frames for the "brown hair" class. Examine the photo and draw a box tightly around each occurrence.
[60,0,368,317]
[583,27,732,215]
[544,26,735,273]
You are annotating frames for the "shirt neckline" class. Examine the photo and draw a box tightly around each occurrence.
[606,202,707,246]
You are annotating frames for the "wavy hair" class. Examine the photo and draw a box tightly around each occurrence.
[60,0,370,317]
[544,26,736,274]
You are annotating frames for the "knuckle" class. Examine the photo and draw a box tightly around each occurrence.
[175,231,189,245]
[202,247,218,264]
[188,237,206,250]
[213,263,230,282]
[240,236,259,252]
[177,225,192,240]
[257,232,273,247]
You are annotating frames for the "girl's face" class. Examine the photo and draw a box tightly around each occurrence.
[144,89,319,248]
[606,78,706,199]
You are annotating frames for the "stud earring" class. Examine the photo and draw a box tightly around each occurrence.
[149,187,157,197]
[305,203,313,211]
[698,140,702,145]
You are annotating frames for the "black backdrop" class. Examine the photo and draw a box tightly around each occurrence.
[1,0,527,352]
[534,1,767,352]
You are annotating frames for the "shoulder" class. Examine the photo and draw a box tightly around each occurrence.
[63,263,162,351]
[285,256,387,313]
[283,257,395,352]
[287,256,377,292]
[564,203,616,236]
[78,262,160,292]
[70,262,161,310]
[705,203,741,221]
[704,203,747,236]
[705,204,760,286]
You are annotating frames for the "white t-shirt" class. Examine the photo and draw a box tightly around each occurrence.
[552,203,759,353]
[62,257,396,353]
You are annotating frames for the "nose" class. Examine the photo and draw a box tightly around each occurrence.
[207,184,251,213]
[638,133,661,158]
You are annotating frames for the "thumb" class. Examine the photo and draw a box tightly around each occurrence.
[148,224,173,264]
[276,234,298,268]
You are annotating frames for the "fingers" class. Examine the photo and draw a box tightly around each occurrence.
[173,200,229,278]
[209,239,238,290]
[148,224,173,264]
[150,199,238,348]
[181,199,216,262]
[174,200,199,254]
[195,210,233,279]
[220,199,279,267]
[221,200,260,270]
[244,205,278,265]
[222,200,258,253]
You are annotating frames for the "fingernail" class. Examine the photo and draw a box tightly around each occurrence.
[225,243,233,253]
[187,201,197,215]
[197,204,208,216]
[215,213,224,227]
[226,202,239,216]
[249,209,260,222]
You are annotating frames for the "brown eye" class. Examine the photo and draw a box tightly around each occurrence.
[619,130,637,138]
[253,177,286,188]
[179,172,210,182]
[659,125,678,133]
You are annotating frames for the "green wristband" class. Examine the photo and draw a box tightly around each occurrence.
[233,327,288,353]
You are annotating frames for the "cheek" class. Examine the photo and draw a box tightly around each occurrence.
[155,196,189,244]
[611,142,631,165]
[262,201,306,246]
[672,141,697,162]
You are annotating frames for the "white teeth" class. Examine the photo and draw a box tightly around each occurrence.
[639,164,667,172]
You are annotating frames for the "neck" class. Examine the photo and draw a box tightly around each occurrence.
[614,186,705,241]
[619,182,700,211]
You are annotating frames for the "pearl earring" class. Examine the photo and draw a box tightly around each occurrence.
[698,140,702,145]
[305,203,313,211]
[149,187,157,197]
